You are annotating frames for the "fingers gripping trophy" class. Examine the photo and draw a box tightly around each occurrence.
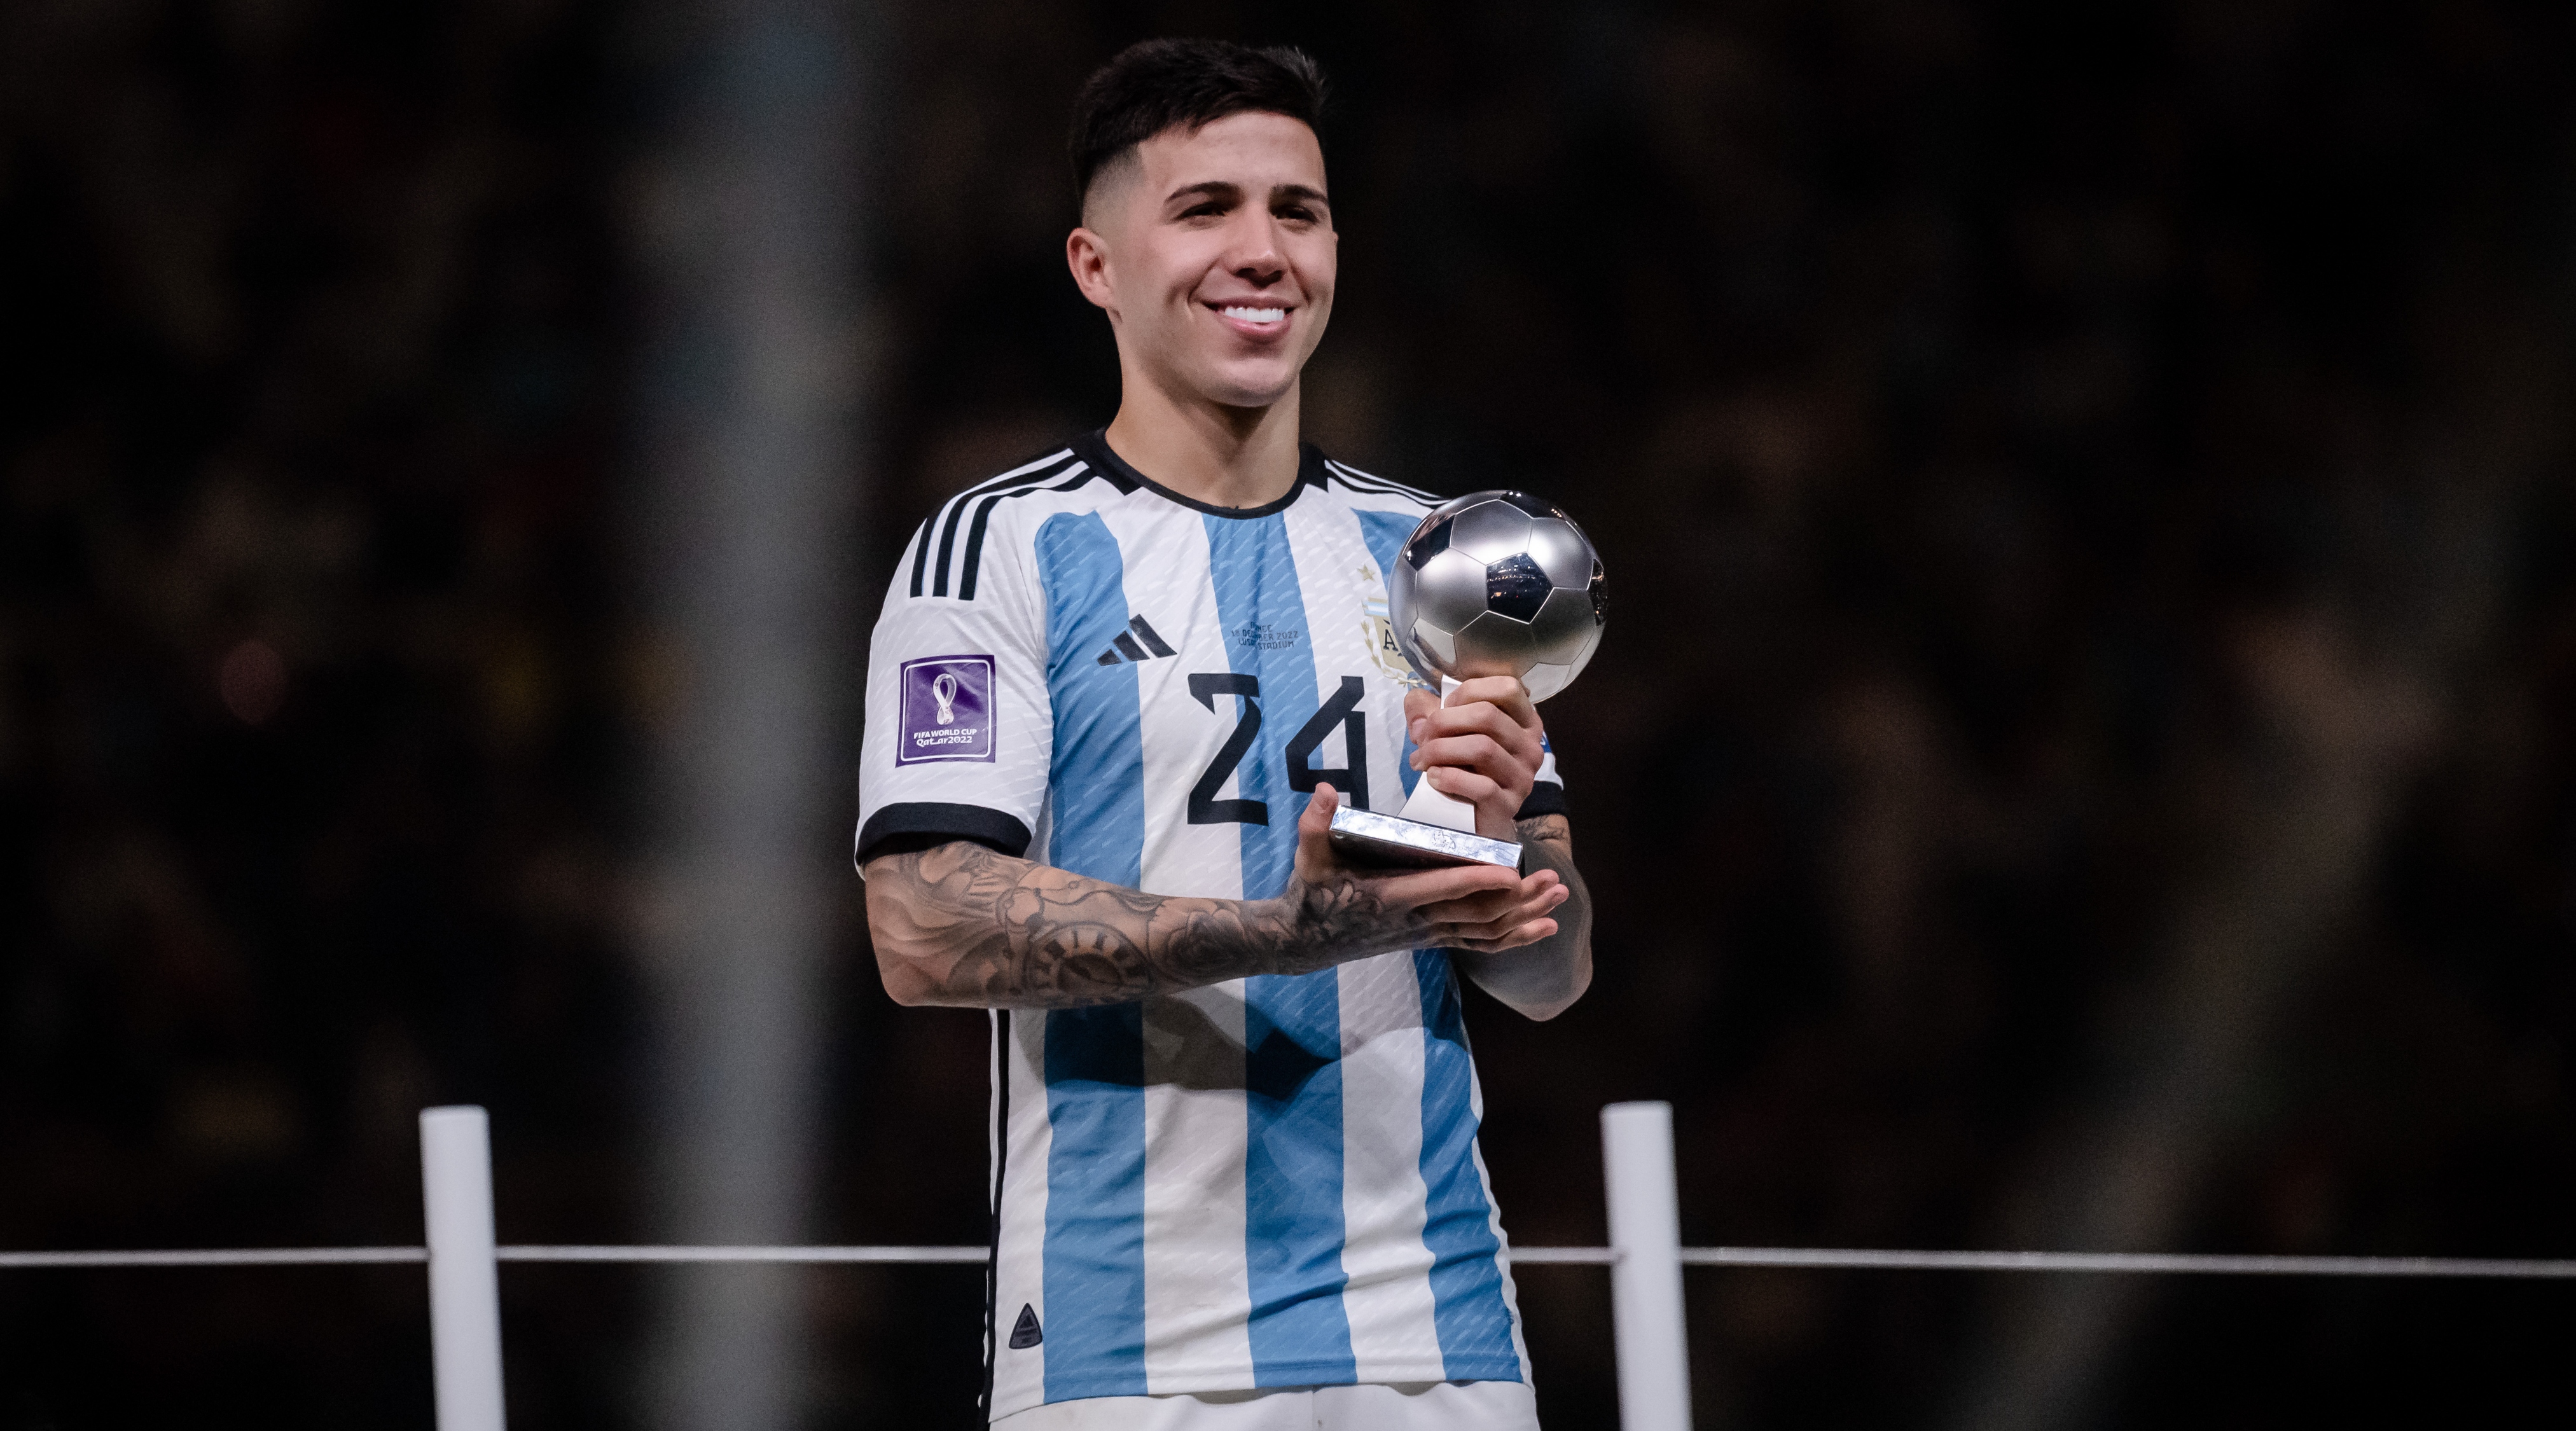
[1329,490,1608,869]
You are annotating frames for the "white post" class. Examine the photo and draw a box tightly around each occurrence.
[421,1105,508,1431]
[1603,1101,1693,1431]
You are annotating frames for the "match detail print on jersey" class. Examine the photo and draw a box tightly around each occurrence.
[856,432,1558,1420]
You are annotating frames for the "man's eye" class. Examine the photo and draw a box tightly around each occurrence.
[1182,202,1224,218]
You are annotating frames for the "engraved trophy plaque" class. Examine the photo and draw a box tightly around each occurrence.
[1329,491,1607,869]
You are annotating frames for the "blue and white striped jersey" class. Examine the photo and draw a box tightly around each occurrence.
[855,431,1561,1421]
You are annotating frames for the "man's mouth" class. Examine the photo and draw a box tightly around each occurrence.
[1216,304,1288,325]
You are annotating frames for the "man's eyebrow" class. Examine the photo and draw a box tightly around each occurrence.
[1165,180,1242,205]
[1161,180,1331,207]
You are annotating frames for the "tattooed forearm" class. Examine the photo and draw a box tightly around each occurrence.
[865,840,1436,1009]
[1453,815,1594,1020]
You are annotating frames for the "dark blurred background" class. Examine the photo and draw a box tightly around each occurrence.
[6,1,2575,1427]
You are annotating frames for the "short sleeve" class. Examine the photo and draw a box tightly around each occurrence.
[854,515,1054,869]
[1513,736,1568,820]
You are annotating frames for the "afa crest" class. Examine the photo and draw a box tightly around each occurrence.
[1359,562,1429,690]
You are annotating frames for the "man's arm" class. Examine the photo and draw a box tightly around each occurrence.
[865,785,1570,1009]
[1403,678,1595,1021]
[1453,813,1591,1020]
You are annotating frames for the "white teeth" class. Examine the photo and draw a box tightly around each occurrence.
[1221,305,1287,322]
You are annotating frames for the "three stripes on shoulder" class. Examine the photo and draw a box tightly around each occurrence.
[910,447,1442,605]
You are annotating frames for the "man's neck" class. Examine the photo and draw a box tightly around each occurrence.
[1102,377,1303,509]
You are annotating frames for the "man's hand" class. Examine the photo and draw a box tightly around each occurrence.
[1395,675,1596,1021]
[1404,676,1548,837]
[1288,784,1568,955]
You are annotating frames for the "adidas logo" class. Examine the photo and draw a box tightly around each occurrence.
[1095,614,1178,666]
[1009,1303,1043,1349]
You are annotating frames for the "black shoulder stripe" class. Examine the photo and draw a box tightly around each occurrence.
[930,491,974,597]
[1325,459,1441,504]
[957,463,1104,602]
[1332,468,1440,505]
[914,451,1072,598]
[1340,463,1443,497]
[931,453,1081,598]
[907,516,938,597]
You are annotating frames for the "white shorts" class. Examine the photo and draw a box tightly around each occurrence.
[991,1380,1540,1430]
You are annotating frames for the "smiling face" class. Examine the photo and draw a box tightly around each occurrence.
[1068,109,1336,414]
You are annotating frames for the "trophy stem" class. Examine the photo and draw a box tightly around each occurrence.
[1398,676,1481,833]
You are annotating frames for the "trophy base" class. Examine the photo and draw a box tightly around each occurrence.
[1328,806,1523,871]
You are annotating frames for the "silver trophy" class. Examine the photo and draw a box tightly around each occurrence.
[1331,491,1607,869]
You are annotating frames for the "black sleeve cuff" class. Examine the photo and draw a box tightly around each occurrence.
[854,801,1034,871]
[1513,780,1568,821]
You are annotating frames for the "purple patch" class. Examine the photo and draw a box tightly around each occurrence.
[896,654,995,764]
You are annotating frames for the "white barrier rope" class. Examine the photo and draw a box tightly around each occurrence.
[18,1103,2567,1431]
[1510,1247,1621,1264]
[15,1245,2573,1276]
[498,1245,990,1263]
[1675,1247,2576,1277]
[0,1248,428,1268]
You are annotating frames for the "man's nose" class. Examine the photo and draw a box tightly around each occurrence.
[1224,211,1287,282]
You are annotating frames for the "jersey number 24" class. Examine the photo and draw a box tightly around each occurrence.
[1187,673,1372,824]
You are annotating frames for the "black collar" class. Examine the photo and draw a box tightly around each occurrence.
[1070,429,1327,520]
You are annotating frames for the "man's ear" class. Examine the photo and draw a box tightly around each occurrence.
[1066,226,1116,313]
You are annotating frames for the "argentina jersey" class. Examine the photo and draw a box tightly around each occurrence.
[855,431,1563,1421]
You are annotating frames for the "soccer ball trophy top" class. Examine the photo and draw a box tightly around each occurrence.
[1329,491,1608,869]
[1391,490,1607,700]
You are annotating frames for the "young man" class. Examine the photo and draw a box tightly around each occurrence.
[855,39,1592,1430]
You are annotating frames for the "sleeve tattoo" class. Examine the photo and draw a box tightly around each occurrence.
[866,841,1432,1009]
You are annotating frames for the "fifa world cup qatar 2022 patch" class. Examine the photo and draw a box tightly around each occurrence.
[896,654,995,764]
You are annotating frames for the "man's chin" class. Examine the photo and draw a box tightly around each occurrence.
[1188,365,1299,413]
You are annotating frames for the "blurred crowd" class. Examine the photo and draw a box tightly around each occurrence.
[5,1,2573,1427]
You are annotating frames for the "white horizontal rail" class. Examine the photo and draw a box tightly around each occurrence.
[15,1098,2572,1431]
[1675,1247,2576,1277]
[1513,1247,1623,1264]
[0,1245,985,1268]
[497,1245,989,1263]
[1,1247,429,1268]
[14,1244,2575,1277]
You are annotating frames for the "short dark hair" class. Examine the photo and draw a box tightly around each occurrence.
[1069,39,1328,206]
